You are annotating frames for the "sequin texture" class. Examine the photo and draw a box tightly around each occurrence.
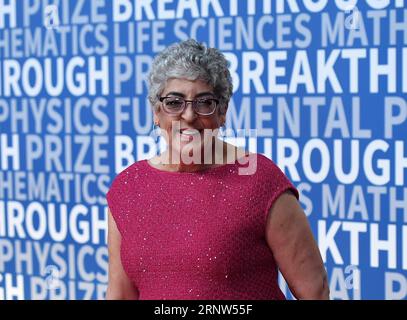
[106,153,299,300]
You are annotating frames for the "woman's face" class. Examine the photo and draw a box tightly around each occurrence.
[153,78,226,162]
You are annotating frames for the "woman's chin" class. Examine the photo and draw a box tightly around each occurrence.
[169,144,205,161]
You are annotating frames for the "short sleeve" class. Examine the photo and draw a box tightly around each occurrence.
[106,167,135,239]
[256,154,299,223]
[106,175,126,238]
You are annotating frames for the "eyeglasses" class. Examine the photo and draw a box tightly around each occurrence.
[159,96,219,116]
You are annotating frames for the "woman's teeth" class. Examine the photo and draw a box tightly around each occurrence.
[179,129,202,141]
[181,129,201,135]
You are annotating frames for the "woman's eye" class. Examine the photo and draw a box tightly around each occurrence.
[167,99,182,106]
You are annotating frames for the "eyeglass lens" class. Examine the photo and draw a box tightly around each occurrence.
[162,97,216,115]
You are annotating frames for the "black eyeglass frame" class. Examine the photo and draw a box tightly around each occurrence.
[158,96,220,116]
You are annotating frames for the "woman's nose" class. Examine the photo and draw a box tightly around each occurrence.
[181,101,198,121]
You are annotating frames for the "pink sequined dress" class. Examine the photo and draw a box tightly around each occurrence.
[106,153,299,300]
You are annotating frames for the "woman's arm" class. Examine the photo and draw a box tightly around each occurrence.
[265,191,330,300]
[106,209,139,300]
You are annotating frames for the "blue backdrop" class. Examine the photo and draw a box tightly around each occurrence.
[0,0,406,300]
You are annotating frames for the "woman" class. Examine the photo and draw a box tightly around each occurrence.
[106,39,329,300]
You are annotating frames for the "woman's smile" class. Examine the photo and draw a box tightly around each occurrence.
[179,128,203,140]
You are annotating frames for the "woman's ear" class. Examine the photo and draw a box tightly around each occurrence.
[153,111,160,126]
[154,101,162,113]
[219,110,227,126]
[218,103,227,124]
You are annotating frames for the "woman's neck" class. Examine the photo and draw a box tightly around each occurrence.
[150,141,243,173]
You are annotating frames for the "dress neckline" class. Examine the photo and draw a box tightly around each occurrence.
[143,153,253,175]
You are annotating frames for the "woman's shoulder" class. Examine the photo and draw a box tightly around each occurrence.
[246,152,289,180]
[252,153,299,199]
[237,151,278,170]
[108,160,148,194]
[227,149,281,178]
[252,152,279,168]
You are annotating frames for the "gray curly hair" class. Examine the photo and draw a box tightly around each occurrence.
[148,39,233,115]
